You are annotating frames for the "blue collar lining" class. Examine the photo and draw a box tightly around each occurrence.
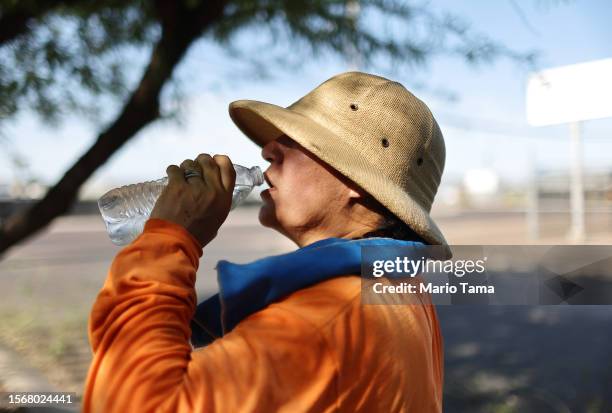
[190,237,427,347]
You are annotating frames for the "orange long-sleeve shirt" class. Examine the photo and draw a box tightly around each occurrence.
[83,219,443,412]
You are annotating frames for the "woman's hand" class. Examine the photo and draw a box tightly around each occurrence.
[150,154,236,248]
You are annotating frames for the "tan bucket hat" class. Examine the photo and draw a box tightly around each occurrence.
[229,71,452,259]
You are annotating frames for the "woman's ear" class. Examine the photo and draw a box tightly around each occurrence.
[339,175,366,201]
[348,187,362,199]
[346,182,368,201]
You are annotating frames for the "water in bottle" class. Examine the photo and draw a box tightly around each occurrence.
[98,164,264,245]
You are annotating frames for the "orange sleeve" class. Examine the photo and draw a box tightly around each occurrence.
[83,219,338,413]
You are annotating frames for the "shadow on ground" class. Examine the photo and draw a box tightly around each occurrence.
[439,305,612,412]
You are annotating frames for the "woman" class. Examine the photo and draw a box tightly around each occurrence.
[83,71,451,412]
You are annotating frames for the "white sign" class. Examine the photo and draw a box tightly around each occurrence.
[526,58,612,126]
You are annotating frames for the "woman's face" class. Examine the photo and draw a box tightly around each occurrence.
[259,135,364,245]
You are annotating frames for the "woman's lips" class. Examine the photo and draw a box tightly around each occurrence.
[263,172,274,188]
[260,187,276,199]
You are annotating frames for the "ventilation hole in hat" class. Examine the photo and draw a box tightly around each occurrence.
[350,103,359,111]
[381,138,389,148]
[417,157,424,166]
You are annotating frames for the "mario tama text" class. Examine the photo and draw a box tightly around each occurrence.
[371,280,494,295]
[363,252,494,297]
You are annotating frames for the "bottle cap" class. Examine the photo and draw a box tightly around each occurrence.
[251,166,264,186]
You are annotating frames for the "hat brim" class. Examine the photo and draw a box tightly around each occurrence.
[229,100,452,259]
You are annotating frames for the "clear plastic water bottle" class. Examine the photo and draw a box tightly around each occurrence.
[98,164,264,245]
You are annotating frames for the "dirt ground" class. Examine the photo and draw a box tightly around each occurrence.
[1,206,611,412]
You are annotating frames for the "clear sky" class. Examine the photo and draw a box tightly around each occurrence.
[1,0,611,198]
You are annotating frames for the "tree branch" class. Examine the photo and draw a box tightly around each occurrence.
[0,0,227,255]
[0,9,32,46]
[0,1,80,46]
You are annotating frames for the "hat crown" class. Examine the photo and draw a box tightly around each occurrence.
[287,71,445,212]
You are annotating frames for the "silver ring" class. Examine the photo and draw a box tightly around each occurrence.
[184,169,202,180]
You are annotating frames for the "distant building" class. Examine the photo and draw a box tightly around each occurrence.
[462,168,501,208]
[0,182,11,200]
[9,179,48,200]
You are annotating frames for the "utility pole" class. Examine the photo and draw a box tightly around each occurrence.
[569,121,585,242]
[526,151,539,241]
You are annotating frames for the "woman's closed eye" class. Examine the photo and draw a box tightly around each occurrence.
[278,135,299,148]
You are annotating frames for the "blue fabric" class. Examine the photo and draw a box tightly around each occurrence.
[190,237,427,347]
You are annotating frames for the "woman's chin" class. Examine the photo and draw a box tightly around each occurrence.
[258,202,277,228]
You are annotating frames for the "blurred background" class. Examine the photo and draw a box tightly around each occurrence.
[0,0,611,411]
